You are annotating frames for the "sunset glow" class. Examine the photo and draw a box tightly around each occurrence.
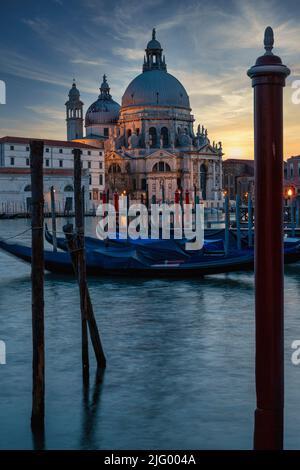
[0,0,299,160]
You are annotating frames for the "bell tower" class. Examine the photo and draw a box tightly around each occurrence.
[65,80,84,141]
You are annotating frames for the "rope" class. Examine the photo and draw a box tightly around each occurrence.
[0,226,85,243]
[0,228,78,242]
[0,227,44,241]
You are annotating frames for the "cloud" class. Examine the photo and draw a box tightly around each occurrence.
[26,105,66,121]
[70,58,106,66]
[2,0,300,159]
[113,47,144,61]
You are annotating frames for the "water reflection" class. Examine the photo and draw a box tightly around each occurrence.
[31,427,46,451]
[1,219,300,449]
[80,370,105,450]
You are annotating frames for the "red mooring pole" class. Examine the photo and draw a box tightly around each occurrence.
[248,27,290,450]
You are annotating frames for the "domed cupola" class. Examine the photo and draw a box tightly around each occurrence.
[122,30,190,109]
[68,81,81,100]
[85,75,120,129]
[143,28,166,72]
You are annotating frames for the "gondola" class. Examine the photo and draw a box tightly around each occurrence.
[1,234,300,277]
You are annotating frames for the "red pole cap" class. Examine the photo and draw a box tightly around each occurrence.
[185,190,190,205]
[113,192,119,212]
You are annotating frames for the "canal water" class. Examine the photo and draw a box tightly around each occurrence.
[1,218,300,449]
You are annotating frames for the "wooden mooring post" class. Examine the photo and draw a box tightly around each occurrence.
[248,27,290,450]
[30,140,45,430]
[291,198,295,237]
[74,149,90,382]
[65,149,106,381]
[296,198,300,228]
[50,186,57,252]
[248,195,253,247]
[235,194,241,250]
[224,194,230,255]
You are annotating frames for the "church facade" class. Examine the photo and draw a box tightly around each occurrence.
[67,29,224,204]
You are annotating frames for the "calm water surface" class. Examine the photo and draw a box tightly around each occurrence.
[1,218,300,449]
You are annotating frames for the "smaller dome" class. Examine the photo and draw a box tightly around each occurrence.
[147,38,161,50]
[68,81,80,100]
[85,75,120,126]
[146,28,161,50]
[85,100,120,125]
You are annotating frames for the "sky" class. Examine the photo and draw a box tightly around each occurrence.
[0,0,300,159]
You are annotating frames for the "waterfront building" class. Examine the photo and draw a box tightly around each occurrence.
[0,29,223,212]
[0,136,104,213]
[68,30,223,204]
[285,155,300,196]
[222,158,254,201]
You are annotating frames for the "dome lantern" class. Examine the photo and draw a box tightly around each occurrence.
[99,74,111,99]
[143,28,167,72]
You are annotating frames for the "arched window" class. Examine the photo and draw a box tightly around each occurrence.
[24,184,31,192]
[108,163,121,174]
[127,129,132,139]
[149,127,157,148]
[200,163,207,200]
[161,127,169,147]
[64,185,73,192]
[125,163,131,174]
[152,162,171,172]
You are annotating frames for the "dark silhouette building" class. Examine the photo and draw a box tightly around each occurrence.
[222,158,254,201]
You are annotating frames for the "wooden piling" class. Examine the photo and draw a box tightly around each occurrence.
[71,149,106,375]
[224,195,230,255]
[73,149,90,382]
[248,195,253,247]
[30,140,45,430]
[50,186,57,252]
[248,27,290,450]
[63,223,106,369]
[235,194,241,250]
[82,186,85,227]
[291,198,295,237]
[296,198,300,228]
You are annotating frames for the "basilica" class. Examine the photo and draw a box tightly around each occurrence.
[66,29,223,203]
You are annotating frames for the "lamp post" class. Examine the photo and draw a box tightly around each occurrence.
[248,27,290,450]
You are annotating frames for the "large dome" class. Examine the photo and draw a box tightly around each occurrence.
[122,70,190,109]
[85,75,120,126]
